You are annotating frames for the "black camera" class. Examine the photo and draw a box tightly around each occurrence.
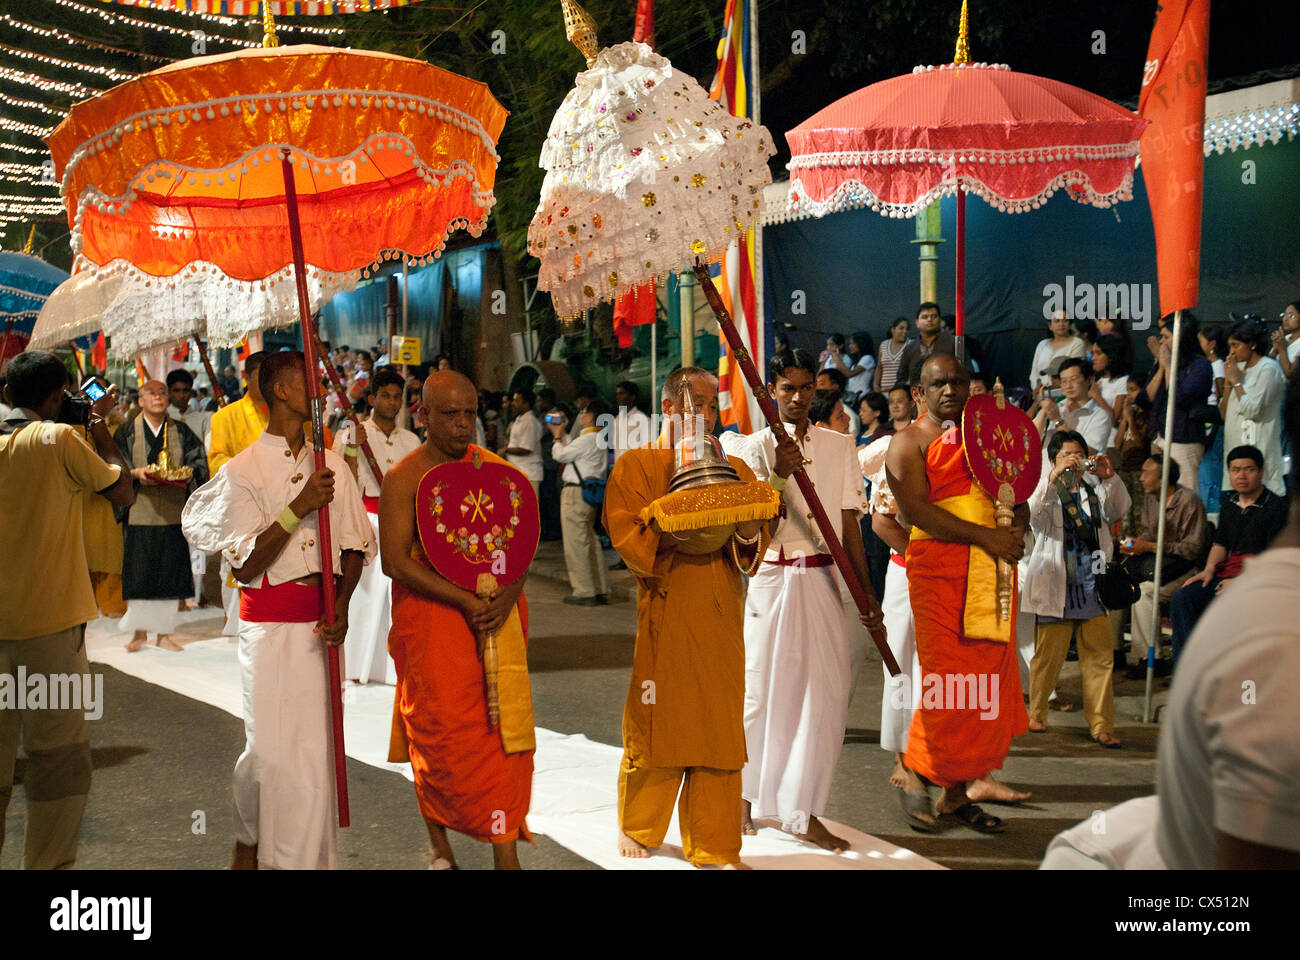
[57,390,92,427]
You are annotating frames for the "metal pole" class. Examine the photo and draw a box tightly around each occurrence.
[954,185,967,366]
[679,270,695,367]
[650,319,658,406]
[1144,308,1181,723]
[281,152,349,827]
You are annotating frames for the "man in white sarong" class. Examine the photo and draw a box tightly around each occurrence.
[331,368,420,684]
[741,348,876,853]
[182,351,374,869]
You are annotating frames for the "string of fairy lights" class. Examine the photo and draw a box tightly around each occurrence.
[0,1,353,243]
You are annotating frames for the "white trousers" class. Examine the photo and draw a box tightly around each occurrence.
[118,599,179,636]
[1129,571,1192,659]
[343,513,396,684]
[879,560,921,754]
[560,486,608,599]
[743,562,852,834]
[234,619,338,869]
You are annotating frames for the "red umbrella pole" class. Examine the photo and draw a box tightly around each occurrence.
[692,261,900,676]
[196,339,227,407]
[306,319,386,486]
[281,152,350,828]
[955,185,967,366]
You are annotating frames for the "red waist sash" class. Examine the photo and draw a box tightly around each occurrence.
[765,549,834,567]
[240,575,324,623]
[362,495,380,514]
[890,552,907,568]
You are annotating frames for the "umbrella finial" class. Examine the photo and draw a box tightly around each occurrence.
[561,0,599,67]
[261,1,279,49]
[23,224,36,255]
[954,0,970,64]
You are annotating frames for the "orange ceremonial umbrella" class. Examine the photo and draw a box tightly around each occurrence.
[46,42,507,827]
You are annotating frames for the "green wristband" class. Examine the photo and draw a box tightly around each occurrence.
[278,506,301,534]
[769,472,788,493]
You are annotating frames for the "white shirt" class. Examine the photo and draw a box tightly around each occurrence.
[824,353,875,397]
[1030,336,1086,388]
[1287,337,1300,364]
[1097,374,1128,450]
[1047,397,1112,457]
[614,407,652,461]
[331,416,421,500]
[1156,547,1300,869]
[506,409,544,482]
[1223,356,1287,497]
[181,432,376,586]
[1207,358,1225,407]
[1020,448,1131,617]
[748,423,868,561]
[552,427,608,485]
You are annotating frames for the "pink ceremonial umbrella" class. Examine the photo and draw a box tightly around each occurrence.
[785,4,1148,360]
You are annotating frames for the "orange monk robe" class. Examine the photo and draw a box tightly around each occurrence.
[602,444,763,866]
[387,446,534,844]
[903,425,1028,788]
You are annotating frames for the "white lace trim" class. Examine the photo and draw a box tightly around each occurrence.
[60,86,500,187]
[787,141,1141,169]
[787,168,1137,219]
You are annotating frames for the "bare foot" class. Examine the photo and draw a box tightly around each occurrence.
[721,860,752,870]
[966,774,1032,804]
[796,815,849,853]
[935,785,970,816]
[157,634,184,652]
[618,833,651,858]
[231,841,258,870]
[125,631,147,653]
[741,798,756,836]
[425,820,456,869]
[1028,719,1048,732]
[888,754,909,790]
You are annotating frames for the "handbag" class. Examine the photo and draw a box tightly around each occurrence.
[571,461,606,510]
[1055,479,1139,610]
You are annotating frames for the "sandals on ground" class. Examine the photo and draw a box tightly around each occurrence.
[899,788,941,834]
[942,803,1004,834]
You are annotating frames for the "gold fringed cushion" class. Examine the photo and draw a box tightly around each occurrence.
[641,480,780,534]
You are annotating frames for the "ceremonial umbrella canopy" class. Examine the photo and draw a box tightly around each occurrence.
[528,0,898,674]
[0,251,68,369]
[785,2,1148,357]
[44,41,507,825]
[103,0,420,11]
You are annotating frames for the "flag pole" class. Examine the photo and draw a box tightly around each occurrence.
[748,0,765,429]
[1144,309,1181,722]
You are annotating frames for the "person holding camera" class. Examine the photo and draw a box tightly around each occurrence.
[0,350,135,869]
[1221,318,1287,498]
[549,398,612,606]
[1021,431,1131,748]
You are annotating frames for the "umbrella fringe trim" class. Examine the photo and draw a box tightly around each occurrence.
[787,142,1142,169]
[787,169,1137,219]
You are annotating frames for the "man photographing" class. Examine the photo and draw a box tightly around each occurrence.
[1,350,135,868]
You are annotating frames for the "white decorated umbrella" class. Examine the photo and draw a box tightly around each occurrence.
[528,0,898,674]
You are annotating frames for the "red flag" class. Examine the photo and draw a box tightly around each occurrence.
[633,0,655,48]
[91,332,107,370]
[1138,0,1210,318]
[612,282,657,348]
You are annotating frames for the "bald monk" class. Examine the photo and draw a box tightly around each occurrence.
[885,355,1030,833]
[603,366,774,868]
[380,371,534,870]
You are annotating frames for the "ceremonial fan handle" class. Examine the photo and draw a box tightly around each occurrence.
[196,339,227,407]
[477,574,501,726]
[691,262,900,676]
[282,154,350,829]
[306,320,386,487]
[995,485,1014,622]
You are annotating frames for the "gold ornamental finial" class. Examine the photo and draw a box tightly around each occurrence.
[561,0,599,67]
[23,223,35,254]
[954,0,970,64]
[261,1,279,49]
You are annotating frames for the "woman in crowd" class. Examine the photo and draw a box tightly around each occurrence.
[1089,333,1130,455]
[1145,313,1213,490]
[824,332,876,402]
[1096,315,1133,372]
[1030,310,1087,392]
[1197,326,1228,512]
[874,317,911,393]
[1271,299,1300,377]
[1117,373,1152,536]
[857,391,891,446]
[1221,317,1287,497]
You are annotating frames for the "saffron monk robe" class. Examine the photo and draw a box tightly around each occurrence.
[885,355,1031,834]
[603,367,771,869]
[181,351,373,869]
[380,371,535,870]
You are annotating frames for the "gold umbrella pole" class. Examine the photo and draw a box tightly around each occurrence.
[261,2,279,49]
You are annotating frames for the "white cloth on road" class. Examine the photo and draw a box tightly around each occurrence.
[118,598,180,636]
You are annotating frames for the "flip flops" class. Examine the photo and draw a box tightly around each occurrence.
[942,803,1004,834]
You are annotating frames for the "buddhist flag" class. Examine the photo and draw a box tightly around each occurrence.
[709,0,761,435]
[1138,0,1210,318]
